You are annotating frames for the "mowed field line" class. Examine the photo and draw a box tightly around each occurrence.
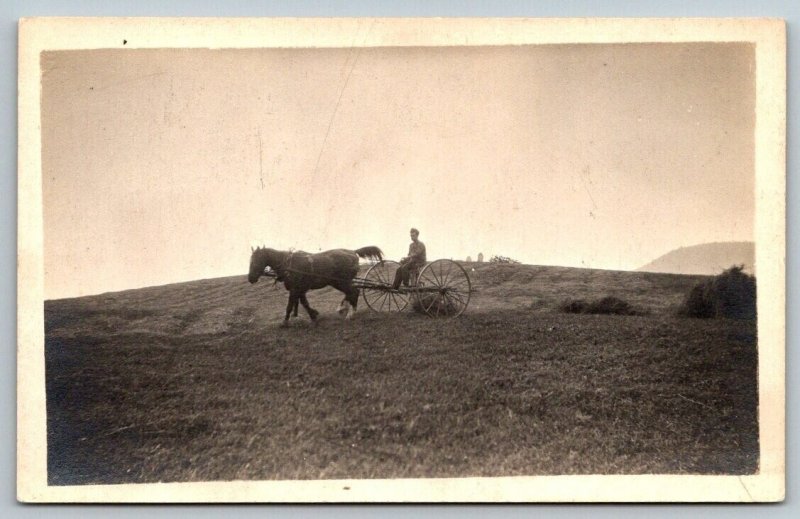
[43,263,757,484]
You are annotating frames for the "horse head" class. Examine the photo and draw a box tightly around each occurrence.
[248,246,274,284]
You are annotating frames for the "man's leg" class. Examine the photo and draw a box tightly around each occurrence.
[407,262,421,286]
[392,262,408,290]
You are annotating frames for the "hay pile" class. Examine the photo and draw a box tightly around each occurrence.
[559,296,642,316]
[678,265,756,319]
[412,293,459,316]
[489,255,521,264]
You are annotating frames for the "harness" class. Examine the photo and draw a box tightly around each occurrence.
[283,251,314,279]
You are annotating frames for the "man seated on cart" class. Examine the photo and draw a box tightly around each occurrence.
[392,227,427,290]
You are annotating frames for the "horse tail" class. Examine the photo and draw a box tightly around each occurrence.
[354,246,383,262]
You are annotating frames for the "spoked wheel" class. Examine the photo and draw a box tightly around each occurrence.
[415,259,472,317]
[362,260,409,313]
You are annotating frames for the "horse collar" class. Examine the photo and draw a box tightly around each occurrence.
[280,250,314,277]
[275,250,295,278]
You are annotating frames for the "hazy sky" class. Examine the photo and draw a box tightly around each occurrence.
[41,44,755,299]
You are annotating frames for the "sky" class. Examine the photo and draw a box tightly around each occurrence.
[41,43,755,299]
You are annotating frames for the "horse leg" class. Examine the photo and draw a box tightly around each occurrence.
[298,293,319,322]
[344,286,360,320]
[337,297,349,316]
[292,298,299,318]
[330,282,352,319]
[283,292,299,327]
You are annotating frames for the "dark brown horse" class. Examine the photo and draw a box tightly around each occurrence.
[248,246,383,326]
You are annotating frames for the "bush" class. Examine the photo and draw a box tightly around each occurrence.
[559,296,642,316]
[489,255,520,264]
[678,265,756,319]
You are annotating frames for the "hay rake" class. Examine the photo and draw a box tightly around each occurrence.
[356,259,472,317]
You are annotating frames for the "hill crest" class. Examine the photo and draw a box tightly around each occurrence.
[637,242,754,275]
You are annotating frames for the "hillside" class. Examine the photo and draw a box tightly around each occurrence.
[637,242,754,275]
[44,262,758,485]
[46,262,708,328]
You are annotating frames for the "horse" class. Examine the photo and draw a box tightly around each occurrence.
[248,245,384,326]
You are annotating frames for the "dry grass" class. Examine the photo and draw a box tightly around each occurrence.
[44,263,758,484]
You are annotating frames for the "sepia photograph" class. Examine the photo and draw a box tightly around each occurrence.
[17,18,785,502]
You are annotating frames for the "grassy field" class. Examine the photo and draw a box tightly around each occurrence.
[44,263,758,484]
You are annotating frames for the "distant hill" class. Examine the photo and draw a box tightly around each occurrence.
[637,242,754,275]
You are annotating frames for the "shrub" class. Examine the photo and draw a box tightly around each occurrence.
[559,296,642,316]
[489,255,520,264]
[678,265,756,319]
